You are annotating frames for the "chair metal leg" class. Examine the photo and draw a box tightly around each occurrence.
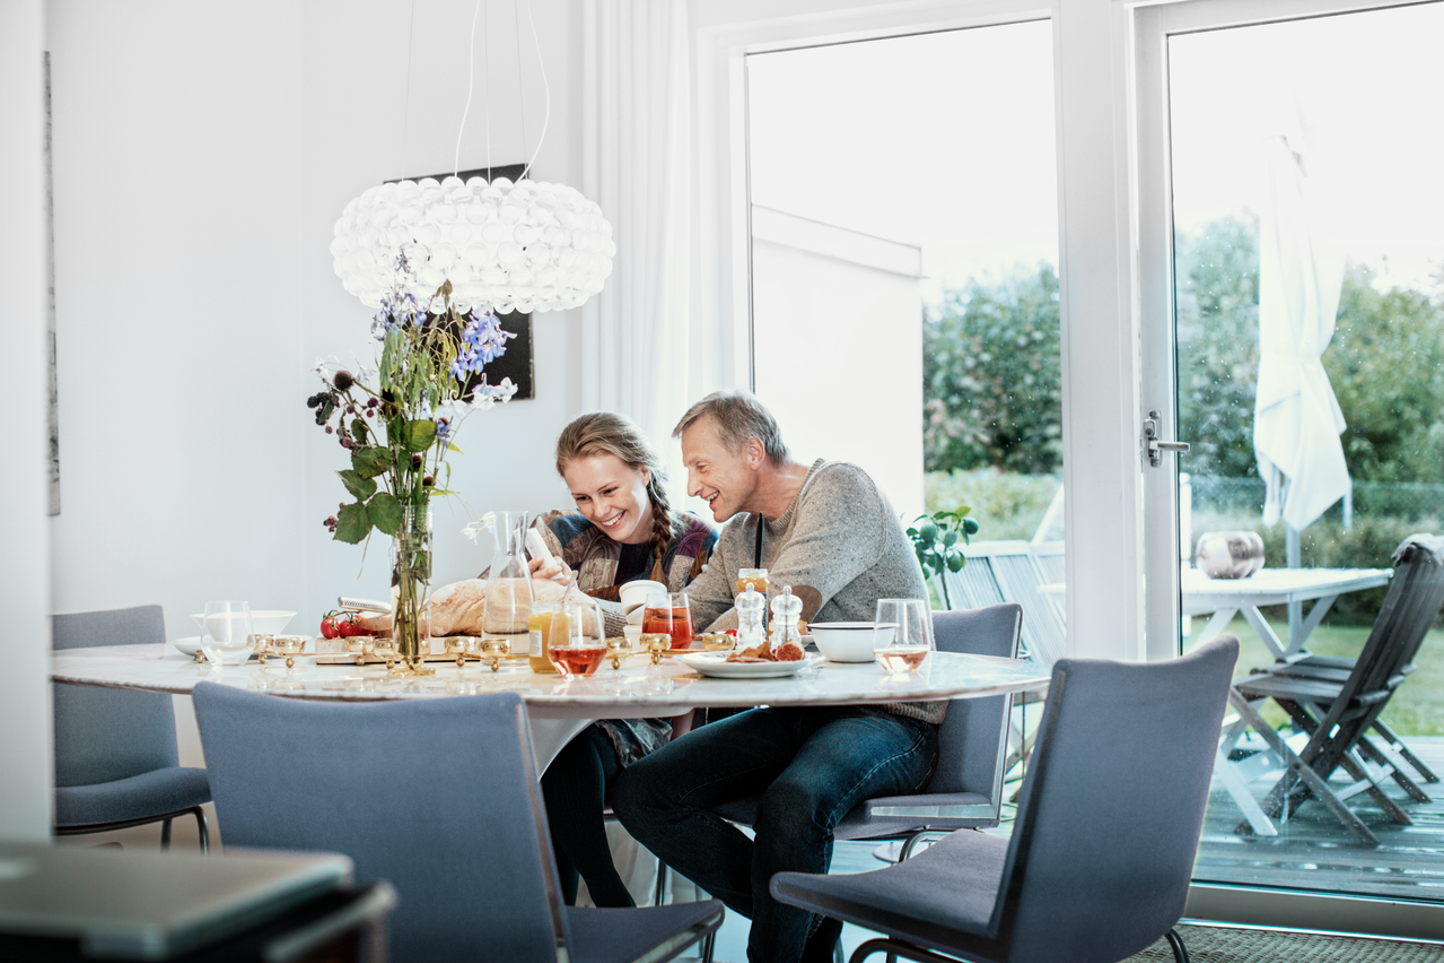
[161,817,173,850]
[1164,926,1189,963]
[699,929,716,963]
[193,806,210,853]
[653,857,669,907]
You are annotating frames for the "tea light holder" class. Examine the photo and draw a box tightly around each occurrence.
[273,635,308,669]
[642,632,672,666]
[479,637,511,672]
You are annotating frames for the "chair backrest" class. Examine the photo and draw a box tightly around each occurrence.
[51,605,178,787]
[930,603,1023,797]
[192,684,568,963]
[941,541,1067,665]
[1302,534,1444,775]
[991,635,1238,963]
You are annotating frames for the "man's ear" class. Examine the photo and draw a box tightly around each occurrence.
[746,437,766,469]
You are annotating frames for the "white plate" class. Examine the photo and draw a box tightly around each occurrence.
[677,652,824,679]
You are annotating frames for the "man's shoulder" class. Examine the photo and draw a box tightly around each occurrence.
[800,460,887,505]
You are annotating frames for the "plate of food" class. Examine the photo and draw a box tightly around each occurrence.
[676,651,824,679]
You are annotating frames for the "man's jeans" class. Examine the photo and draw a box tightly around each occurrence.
[613,706,939,963]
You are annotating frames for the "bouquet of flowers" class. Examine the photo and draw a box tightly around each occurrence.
[309,278,517,545]
[307,276,517,669]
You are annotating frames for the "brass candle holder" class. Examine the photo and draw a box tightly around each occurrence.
[371,638,398,673]
[273,635,308,669]
[641,632,672,666]
[253,634,277,665]
[444,637,473,671]
[605,636,636,670]
[346,637,373,666]
[479,637,510,672]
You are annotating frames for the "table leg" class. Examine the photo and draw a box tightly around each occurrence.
[1241,607,1287,660]
[1190,608,1240,647]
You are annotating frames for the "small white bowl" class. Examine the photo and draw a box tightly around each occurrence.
[191,610,296,636]
[810,622,897,662]
[626,606,647,626]
[623,624,643,647]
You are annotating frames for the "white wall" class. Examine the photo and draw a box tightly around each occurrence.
[0,0,56,841]
[46,0,588,638]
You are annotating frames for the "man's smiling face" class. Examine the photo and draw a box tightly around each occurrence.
[680,415,759,523]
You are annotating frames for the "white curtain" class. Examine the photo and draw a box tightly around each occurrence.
[581,0,694,495]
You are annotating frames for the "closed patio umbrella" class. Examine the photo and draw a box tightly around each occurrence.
[1253,105,1350,535]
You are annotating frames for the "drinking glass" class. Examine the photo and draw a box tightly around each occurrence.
[549,596,607,678]
[642,591,694,650]
[873,599,935,674]
[200,600,255,666]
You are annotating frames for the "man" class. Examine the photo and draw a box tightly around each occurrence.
[613,390,940,963]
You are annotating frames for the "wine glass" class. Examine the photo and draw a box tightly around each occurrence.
[200,601,255,666]
[873,599,935,674]
[549,597,607,679]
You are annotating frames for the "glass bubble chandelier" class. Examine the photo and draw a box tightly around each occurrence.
[329,0,614,316]
[331,175,614,315]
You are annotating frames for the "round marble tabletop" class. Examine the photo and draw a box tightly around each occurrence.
[51,643,1051,720]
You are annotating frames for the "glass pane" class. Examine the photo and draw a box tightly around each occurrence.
[745,22,1062,612]
[1170,2,1444,898]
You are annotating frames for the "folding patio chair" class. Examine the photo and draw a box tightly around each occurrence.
[1225,534,1444,845]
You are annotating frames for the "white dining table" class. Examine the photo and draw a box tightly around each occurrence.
[52,643,1051,772]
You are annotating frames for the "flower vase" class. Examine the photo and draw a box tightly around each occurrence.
[391,504,435,674]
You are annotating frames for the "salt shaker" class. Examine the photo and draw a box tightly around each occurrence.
[736,582,767,651]
[769,585,803,651]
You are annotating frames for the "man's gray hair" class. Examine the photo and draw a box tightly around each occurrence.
[672,390,790,466]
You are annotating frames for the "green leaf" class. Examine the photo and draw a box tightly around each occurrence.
[333,502,371,544]
[352,446,392,478]
[447,441,463,454]
[401,419,437,453]
[351,417,369,443]
[337,469,377,501]
[368,491,404,536]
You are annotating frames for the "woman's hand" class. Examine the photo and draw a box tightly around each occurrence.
[528,554,572,586]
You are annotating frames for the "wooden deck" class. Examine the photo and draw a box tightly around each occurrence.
[1191,734,1444,900]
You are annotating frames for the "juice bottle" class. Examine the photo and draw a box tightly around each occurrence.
[529,602,566,673]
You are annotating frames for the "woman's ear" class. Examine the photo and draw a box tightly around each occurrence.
[640,466,652,487]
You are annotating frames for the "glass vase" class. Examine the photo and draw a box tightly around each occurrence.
[391,504,434,673]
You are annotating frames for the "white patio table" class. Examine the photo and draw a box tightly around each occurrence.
[1182,566,1392,659]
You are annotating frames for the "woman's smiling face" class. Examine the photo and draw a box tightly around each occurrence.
[563,452,654,545]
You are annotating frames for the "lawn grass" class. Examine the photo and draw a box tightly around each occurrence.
[1191,614,1444,736]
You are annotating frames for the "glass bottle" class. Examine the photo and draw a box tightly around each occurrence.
[483,511,534,662]
[735,582,767,652]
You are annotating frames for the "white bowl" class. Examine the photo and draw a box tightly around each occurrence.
[619,580,667,614]
[625,606,647,626]
[191,610,296,636]
[810,622,897,662]
[623,624,643,647]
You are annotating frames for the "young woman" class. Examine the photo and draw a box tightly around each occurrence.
[533,412,717,908]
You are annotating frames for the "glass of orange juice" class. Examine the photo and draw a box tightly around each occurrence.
[642,591,694,650]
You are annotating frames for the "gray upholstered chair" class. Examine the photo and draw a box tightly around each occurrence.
[768,635,1240,963]
[712,603,1024,847]
[52,605,210,850]
[192,683,723,963]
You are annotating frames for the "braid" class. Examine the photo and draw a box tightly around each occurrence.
[647,476,674,582]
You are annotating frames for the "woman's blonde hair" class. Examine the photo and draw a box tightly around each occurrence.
[555,412,675,569]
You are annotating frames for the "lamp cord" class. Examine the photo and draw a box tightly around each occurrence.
[513,0,527,180]
[455,0,486,178]
[401,0,416,179]
[520,0,549,182]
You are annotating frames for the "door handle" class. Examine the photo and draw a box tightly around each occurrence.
[1144,410,1190,467]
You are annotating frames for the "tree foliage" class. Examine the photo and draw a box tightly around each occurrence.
[922,265,1061,473]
